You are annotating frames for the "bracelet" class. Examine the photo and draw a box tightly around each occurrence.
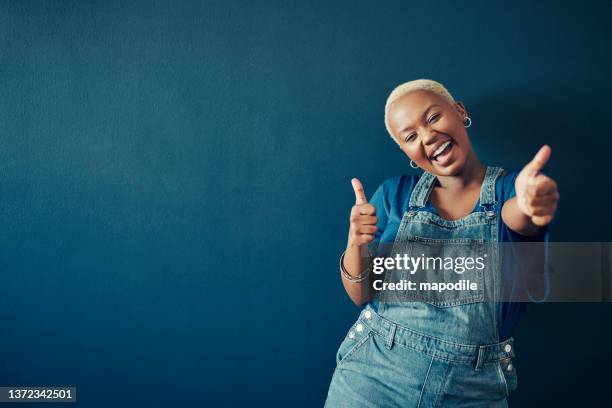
[339,250,371,282]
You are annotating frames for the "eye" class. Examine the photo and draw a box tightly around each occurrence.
[428,113,441,123]
[404,133,417,143]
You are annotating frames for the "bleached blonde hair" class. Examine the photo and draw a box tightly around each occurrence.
[384,79,456,145]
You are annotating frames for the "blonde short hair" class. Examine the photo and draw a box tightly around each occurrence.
[384,79,456,144]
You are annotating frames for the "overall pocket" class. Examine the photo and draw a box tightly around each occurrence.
[335,320,372,368]
[383,235,487,308]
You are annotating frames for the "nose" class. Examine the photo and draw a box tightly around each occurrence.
[421,128,439,146]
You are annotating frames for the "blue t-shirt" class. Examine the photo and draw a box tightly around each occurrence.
[367,169,549,340]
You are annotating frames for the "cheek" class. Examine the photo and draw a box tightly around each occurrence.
[402,144,427,161]
[438,115,462,135]
[452,132,471,150]
[436,118,469,148]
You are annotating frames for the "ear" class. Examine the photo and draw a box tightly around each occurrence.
[454,101,468,118]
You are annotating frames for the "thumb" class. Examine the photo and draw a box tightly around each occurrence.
[524,145,552,177]
[351,178,368,205]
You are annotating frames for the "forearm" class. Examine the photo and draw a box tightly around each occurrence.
[340,244,373,307]
[501,197,547,237]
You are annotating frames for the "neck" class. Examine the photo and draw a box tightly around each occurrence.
[435,151,486,190]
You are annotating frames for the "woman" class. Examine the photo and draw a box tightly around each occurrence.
[325,79,559,407]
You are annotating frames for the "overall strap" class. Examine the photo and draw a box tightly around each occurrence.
[479,166,505,207]
[408,171,436,209]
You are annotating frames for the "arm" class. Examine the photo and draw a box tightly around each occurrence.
[501,145,559,236]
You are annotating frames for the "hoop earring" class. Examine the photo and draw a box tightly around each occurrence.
[463,116,472,128]
[410,160,419,169]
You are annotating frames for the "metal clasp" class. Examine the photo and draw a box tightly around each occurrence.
[481,202,497,219]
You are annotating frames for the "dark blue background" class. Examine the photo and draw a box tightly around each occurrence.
[1,1,611,406]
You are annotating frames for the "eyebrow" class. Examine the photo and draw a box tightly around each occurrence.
[399,103,441,134]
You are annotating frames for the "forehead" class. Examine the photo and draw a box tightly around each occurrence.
[387,90,449,130]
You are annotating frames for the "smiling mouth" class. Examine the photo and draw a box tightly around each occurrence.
[430,140,453,162]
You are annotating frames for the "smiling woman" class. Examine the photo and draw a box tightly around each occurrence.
[324,79,559,407]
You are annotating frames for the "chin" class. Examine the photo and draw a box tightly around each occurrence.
[430,159,466,176]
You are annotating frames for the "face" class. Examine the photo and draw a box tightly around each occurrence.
[387,90,474,176]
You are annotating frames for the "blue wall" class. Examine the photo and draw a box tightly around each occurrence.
[1,1,611,406]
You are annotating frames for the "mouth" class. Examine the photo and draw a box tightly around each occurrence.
[429,140,454,164]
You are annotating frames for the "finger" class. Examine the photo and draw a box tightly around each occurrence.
[531,214,553,226]
[357,215,378,225]
[527,175,557,196]
[350,207,376,227]
[525,145,552,176]
[356,225,378,234]
[351,178,367,205]
[349,215,377,230]
[525,193,559,207]
[530,203,558,216]
[353,203,376,216]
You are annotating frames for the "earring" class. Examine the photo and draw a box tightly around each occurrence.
[463,116,472,128]
[410,160,419,169]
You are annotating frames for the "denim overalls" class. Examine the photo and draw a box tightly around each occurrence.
[325,166,517,407]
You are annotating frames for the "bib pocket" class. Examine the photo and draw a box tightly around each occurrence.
[383,235,487,308]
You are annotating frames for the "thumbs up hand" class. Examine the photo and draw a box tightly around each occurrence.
[348,178,378,248]
[514,145,559,226]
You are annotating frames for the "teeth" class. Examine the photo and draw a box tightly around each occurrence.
[432,141,451,158]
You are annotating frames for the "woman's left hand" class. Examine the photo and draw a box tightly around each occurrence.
[514,145,560,226]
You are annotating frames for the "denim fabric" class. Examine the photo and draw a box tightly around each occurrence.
[325,305,516,407]
[326,166,518,407]
[365,168,548,339]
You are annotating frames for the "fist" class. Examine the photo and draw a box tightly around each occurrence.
[348,178,378,248]
[515,145,560,226]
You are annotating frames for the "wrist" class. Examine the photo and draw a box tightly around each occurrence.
[340,249,371,282]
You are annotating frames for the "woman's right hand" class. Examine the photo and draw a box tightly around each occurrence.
[348,178,378,249]
[341,178,378,305]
